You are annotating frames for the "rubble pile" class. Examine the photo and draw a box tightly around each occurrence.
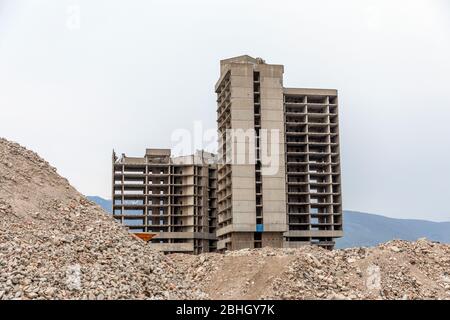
[1,138,449,300]
[0,138,200,300]
[174,240,450,300]
[267,239,450,299]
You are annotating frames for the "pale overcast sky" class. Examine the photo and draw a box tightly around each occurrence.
[0,0,449,221]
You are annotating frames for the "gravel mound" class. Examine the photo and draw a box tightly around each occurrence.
[173,239,450,300]
[2,137,449,300]
[0,138,201,300]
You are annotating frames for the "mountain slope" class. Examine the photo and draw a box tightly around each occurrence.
[87,196,112,213]
[87,197,450,249]
[335,211,450,248]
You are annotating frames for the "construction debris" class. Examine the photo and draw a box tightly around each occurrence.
[0,138,202,300]
[1,138,449,300]
[173,239,450,300]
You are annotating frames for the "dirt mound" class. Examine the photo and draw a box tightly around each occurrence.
[2,138,449,300]
[0,138,201,300]
[174,239,450,300]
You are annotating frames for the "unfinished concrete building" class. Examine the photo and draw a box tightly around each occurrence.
[215,55,343,251]
[112,149,217,254]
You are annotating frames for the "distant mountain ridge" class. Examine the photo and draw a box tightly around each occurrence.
[87,196,450,249]
[87,196,112,213]
[335,210,450,248]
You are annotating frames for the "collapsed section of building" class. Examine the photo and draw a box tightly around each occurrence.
[112,149,217,254]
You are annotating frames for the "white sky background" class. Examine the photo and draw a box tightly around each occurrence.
[0,0,449,221]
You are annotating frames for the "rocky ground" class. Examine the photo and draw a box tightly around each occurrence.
[1,137,450,300]
[0,138,203,300]
[173,239,450,300]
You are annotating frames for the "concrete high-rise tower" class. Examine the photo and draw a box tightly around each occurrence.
[215,55,343,251]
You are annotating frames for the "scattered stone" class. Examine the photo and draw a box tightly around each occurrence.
[1,138,450,300]
[0,138,199,300]
[390,246,401,253]
[173,239,450,300]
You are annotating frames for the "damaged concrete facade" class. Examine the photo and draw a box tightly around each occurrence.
[112,149,217,254]
[112,55,343,253]
[215,55,343,251]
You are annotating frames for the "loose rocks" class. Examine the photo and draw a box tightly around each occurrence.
[0,138,199,300]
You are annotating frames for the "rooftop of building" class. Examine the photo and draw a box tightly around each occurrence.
[113,149,217,166]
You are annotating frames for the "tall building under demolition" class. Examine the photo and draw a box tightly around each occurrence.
[112,149,217,254]
[215,55,342,251]
[112,55,343,253]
